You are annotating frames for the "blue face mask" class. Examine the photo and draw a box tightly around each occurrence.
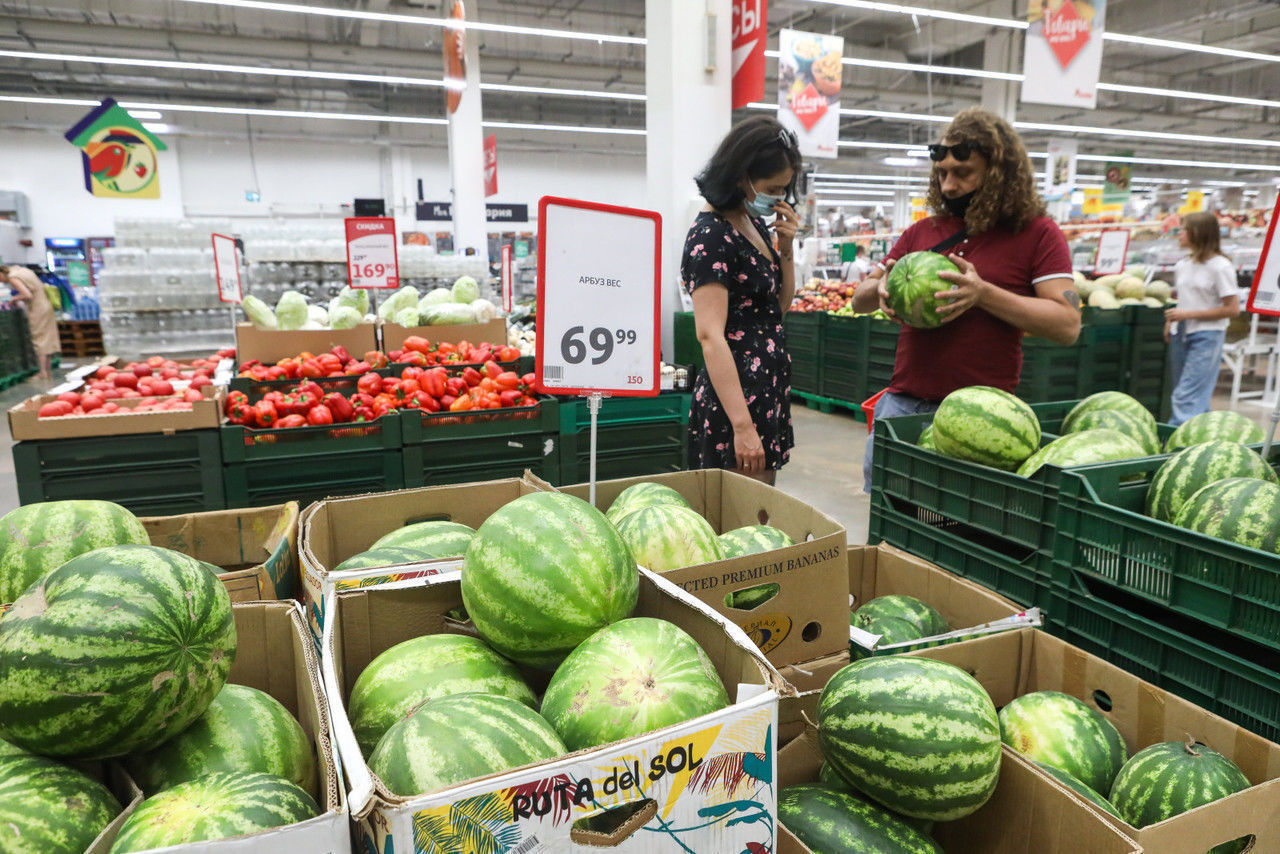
[745,180,783,218]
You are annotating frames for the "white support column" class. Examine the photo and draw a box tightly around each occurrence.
[447,1,489,265]
[893,188,910,232]
[981,29,1019,123]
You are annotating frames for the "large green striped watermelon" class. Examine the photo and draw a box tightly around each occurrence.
[815,762,936,835]
[779,783,943,853]
[1061,391,1156,435]
[918,424,936,450]
[1016,429,1147,478]
[852,594,948,637]
[461,492,638,669]
[334,545,435,572]
[998,691,1126,796]
[613,504,724,572]
[1066,408,1160,455]
[0,752,121,853]
[0,544,236,759]
[885,251,960,329]
[369,693,566,797]
[1031,760,1121,819]
[718,524,794,558]
[540,617,729,752]
[932,386,1041,471]
[1165,411,1266,452]
[0,737,26,759]
[0,499,149,603]
[370,520,475,555]
[109,771,319,853]
[817,656,1001,821]
[123,684,316,797]
[348,634,536,756]
[1145,441,1278,523]
[1172,477,1280,554]
[1109,739,1251,853]
[604,482,691,525]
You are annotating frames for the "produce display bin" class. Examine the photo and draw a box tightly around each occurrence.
[557,391,691,434]
[783,311,823,395]
[1124,305,1174,421]
[227,357,528,398]
[13,429,225,515]
[818,313,867,404]
[401,400,560,487]
[863,317,898,398]
[672,310,705,372]
[555,392,689,485]
[1014,308,1129,403]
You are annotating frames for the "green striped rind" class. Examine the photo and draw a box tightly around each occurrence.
[613,504,725,573]
[850,615,922,661]
[885,251,960,329]
[123,684,316,797]
[461,492,639,669]
[779,783,944,853]
[932,386,1041,471]
[1109,741,1250,840]
[819,760,852,791]
[0,737,28,759]
[0,544,236,759]
[369,693,566,797]
[370,520,476,554]
[1031,760,1122,819]
[717,524,795,559]
[605,483,692,526]
[334,546,433,572]
[918,424,936,450]
[540,617,729,752]
[0,500,149,603]
[998,691,1126,795]
[0,752,121,853]
[1016,429,1148,478]
[349,634,536,756]
[1172,477,1280,554]
[1165,411,1267,452]
[852,595,949,636]
[108,771,319,853]
[1145,441,1278,523]
[817,656,1001,821]
[1067,409,1160,455]
[1062,392,1156,435]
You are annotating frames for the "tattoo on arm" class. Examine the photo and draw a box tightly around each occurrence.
[1064,290,1082,310]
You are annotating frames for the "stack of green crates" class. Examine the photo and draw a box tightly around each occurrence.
[556,392,690,485]
[1123,305,1174,421]
[820,314,866,404]
[0,308,38,388]
[401,400,561,488]
[783,312,823,395]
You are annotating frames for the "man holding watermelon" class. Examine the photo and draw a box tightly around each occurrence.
[852,108,1081,488]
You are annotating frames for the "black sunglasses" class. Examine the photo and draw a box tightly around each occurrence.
[928,142,985,162]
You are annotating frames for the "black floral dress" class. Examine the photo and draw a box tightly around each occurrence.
[682,210,794,470]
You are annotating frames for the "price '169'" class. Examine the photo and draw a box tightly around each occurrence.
[352,262,389,278]
[560,326,637,365]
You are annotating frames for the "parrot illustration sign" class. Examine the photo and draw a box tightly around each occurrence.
[64,98,166,199]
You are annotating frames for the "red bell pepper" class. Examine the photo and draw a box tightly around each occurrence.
[461,367,483,388]
[495,371,520,391]
[402,336,432,355]
[381,376,401,395]
[423,368,447,399]
[300,358,323,379]
[331,345,351,365]
[499,389,524,408]
[482,360,503,380]
[440,394,456,409]
[276,414,307,428]
[357,372,383,397]
[323,392,354,422]
[306,404,334,426]
[252,399,278,428]
[420,394,441,413]
[445,377,467,397]
[353,404,375,422]
[316,353,343,374]
[497,346,522,362]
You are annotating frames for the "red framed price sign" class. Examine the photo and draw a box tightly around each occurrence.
[1247,197,1280,317]
[535,197,661,397]
[344,217,399,289]
[1093,228,1130,276]
[211,233,242,303]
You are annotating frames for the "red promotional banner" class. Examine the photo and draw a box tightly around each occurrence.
[484,134,498,198]
[731,0,767,110]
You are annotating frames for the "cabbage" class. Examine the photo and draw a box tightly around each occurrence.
[275,291,310,330]
[336,286,369,316]
[470,298,497,323]
[420,288,454,311]
[394,307,420,328]
[377,285,420,319]
[329,305,363,329]
[421,303,477,325]
[242,295,277,330]
[301,320,325,330]
[308,305,329,326]
[363,313,376,323]
[451,275,480,305]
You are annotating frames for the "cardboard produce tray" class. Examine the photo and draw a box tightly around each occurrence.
[7,385,221,441]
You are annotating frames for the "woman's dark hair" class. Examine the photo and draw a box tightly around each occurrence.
[695,116,802,211]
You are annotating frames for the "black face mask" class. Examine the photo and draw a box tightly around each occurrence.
[943,191,976,217]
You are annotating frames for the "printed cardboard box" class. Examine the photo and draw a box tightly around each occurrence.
[552,469,848,667]
[775,730,1141,854]
[73,766,143,854]
[235,322,377,366]
[321,567,786,854]
[380,317,507,351]
[141,502,300,602]
[917,628,1280,854]
[7,384,221,440]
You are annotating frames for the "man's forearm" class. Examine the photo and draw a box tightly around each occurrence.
[978,286,1081,345]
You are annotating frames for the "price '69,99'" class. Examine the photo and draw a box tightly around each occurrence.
[560,326,638,365]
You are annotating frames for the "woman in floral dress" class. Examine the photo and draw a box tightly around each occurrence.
[683,116,801,484]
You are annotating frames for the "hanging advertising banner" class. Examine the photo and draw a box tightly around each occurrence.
[1044,139,1078,198]
[483,134,498,197]
[64,97,167,199]
[731,0,768,110]
[1179,190,1206,214]
[1103,153,1133,206]
[777,29,843,159]
[443,0,467,114]
[1021,0,1106,109]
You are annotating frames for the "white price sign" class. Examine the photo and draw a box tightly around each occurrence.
[1247,197,1280,317]
[344,217,400,289]
[501,244,513,313]
[211,233,242,303]
[1093,228,1130,276]
[535,197,661,396]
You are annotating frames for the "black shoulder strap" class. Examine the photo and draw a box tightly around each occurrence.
[928,227,968,255]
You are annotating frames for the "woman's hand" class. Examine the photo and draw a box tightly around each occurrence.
[771,200,800,251]
[1164,307,1194,323]
[734,424,766,473]
[1163,318,1173,344]
[935,255,992,321]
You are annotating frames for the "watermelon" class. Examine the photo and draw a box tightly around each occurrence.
[918,424,936,450]
[1066,409,1160,455]
[1062,391,1156,434]
[885,251,960,328]
[0,752,121,853]
[0,736,27,759]
[369,693,566,797]
[1016,429,1147,478]
[0,499,149,603]
[718,524,794,558]
[1145,441,1278,523]
[998,691,1127,795]
[1172,477,1280,554]
[1109,738,1251,853]
[461,492,638,669]
[540,617,729,752]
[348,634,536,756]
[817,656,1001,821]
[1031,760,1121,819]
[109,771,319,853]
[604,482,692,525]
[613,504,724,572]
[370,520,475,555]
[334,545,435,572]
[849,613,923,660]
[123,684,316,796]
[1165,411,1267,452]
[724,582,780,610]
[819,760,850,791]
[778,784,943,853]
[852,594,948,637]
[0,544,236,758]
[816,762,937,835]
[932,386,1041,471]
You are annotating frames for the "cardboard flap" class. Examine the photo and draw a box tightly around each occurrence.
[321,587,377,819]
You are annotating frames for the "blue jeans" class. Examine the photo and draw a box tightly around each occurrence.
[1168,328,1226,426]
[864,391,941,492]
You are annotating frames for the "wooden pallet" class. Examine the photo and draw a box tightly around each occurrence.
[58,320,105,357]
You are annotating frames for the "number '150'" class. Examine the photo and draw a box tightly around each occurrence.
[560,327,636,365]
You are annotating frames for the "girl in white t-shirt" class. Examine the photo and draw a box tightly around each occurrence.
[1164,211,1241,425]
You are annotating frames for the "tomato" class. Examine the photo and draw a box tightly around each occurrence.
[183,388,204,404]
[80,394,105,412]
[38,400,74,418]
[149,380,174,397]
[94,365,114,380]
[190,374,212,389]
[113,373,138,389]
[56,391,81,405]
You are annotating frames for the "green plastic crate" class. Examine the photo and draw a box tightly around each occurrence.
[14,429,225,515]
[1015,308,1129,403]
[784,312,823,396]
[558,421,687,485]
[402,401,560,487]
[1124,305,1173,422]
[673,311,704,373]
[820,315,868,404]
[558,444,687,486]
[558,393,690,435]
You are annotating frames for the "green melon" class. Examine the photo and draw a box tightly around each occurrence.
[1062,392,1156,434]
[849,614,923,660]
[779,784,943,853]
[334,546,434,572]
[1031,760,1122,819]
[999,691,1127,796]
[1165,411,1267,452]
[918,424,936,450]
[370,520,476,555]
[1066,409,1160,455]
[604,482,692,525]
[1145,441,1277,523]
[1016,429,1148,478]
[932,386,1041,471]
[613,504,724,572]
[0,752,121,853]
[717,524,794,559]
[885,251,960,329]
[852,594,948,637]
[1172,477,1280,554]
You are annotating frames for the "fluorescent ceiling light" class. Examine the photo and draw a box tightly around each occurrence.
[883,157,923,167]
[810,173,927,182]
[1075,152,1280,173]
[821,199,891,207]
[484,120,643,136]
[1014,120,1280,151]
[1096,82,1280,111]
[812,183,909,192]
[128,109,163,120]
[142,122,172,134]
[812,187,896,196]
